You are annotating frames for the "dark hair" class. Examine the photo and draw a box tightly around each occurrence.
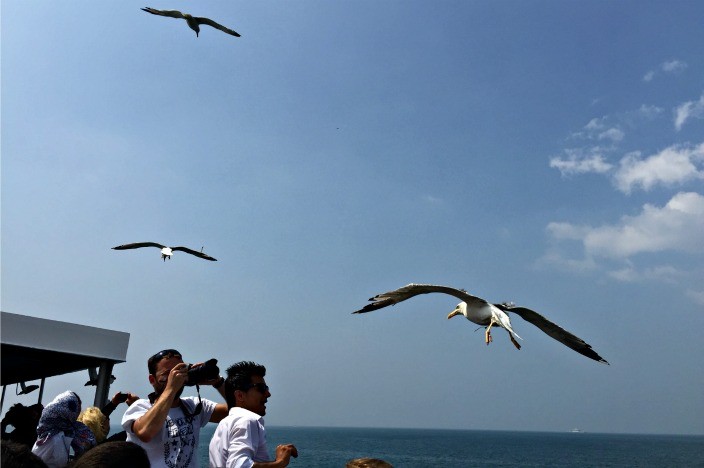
[1,404,42,447]
[224,361,266,408]
[1,440,48,468]
[346,458,394,468]
[71,441,149,468]
[147,349,182,375]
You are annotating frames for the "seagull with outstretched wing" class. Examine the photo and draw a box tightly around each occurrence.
[353,283,608,364]
[142,7,240,37]
[112,242,217,262]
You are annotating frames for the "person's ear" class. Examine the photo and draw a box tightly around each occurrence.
[148,374,156,386]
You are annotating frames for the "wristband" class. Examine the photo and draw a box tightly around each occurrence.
[214,376,225,389]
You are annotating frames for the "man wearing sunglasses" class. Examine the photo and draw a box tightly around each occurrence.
[122,349,229,468]
[209,361,298,468]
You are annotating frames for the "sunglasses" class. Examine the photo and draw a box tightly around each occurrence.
[148,349,182,372]
[244,383,269,394]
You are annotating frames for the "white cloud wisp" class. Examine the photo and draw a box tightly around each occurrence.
[547,191,704,259]
[614,142,704,194]
[674,93,704,131]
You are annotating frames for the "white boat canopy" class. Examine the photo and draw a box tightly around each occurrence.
[1,311,130,410]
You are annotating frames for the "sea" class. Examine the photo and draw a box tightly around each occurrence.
[198,426,704,468]
[110,424,704,467]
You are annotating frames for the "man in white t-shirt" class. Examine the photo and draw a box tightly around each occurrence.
[122,349,229,468]
[209,361,297,468]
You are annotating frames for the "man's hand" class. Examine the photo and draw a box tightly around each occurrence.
[203,375,224,387]
[166,362,189,393]
[110,391,140,407]
[111,391,128,405]
[125,393,140,405]
[275,444,298,466]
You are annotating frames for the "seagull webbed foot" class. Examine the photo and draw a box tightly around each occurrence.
[485,327,493,346]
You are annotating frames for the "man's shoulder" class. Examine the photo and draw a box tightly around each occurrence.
[124,398,152,415]
[229,407,264,423]
[217,407,263,434]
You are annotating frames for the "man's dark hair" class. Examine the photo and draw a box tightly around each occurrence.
[71,441,149,468]
[1,440,48,468]
[1,403,41,447]
[147,349,182,375]
[224,361,266,408]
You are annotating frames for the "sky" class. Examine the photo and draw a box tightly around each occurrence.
[2,1,703,436]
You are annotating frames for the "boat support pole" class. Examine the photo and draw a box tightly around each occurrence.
[93,361,114,408]
[38,378,46,405]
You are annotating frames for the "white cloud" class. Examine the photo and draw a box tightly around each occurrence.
[536,249,597,273]
[613,143,704,193]
[608,265,681,283]
[423,194,443,204]
[643,59,688,82]
[598,127,625,142]
[585,117,605,131]
[674,93,704,131]
[576,118,624,142]
[661,59,688,74]
[686,289,704,306]
[550,148,613,176]
[546,222,590,240]
[636,104,664,119]
[546,191,704,259]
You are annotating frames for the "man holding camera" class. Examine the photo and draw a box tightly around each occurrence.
[122,349,229,468]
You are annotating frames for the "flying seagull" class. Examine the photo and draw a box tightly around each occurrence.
[353,283,608,364]
[141,7,241,37]
[112,242,217,262]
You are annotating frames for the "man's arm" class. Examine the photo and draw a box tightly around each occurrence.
[102,391,139,417]
[131,363,188,442]
[224,418,298,468]
[211,403,229,423]
[208,375,229,423]
[251,444,298,468]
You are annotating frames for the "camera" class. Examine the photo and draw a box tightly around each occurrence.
[186,358,220,386]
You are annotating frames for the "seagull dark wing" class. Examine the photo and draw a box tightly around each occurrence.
[353,283,489,314]
[141,7,186,19]
[495,303,609,364]
[194,16,241,36]
[112,242,165,250]
[170,246,217,261]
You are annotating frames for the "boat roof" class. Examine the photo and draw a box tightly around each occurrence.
[1,311,130,385]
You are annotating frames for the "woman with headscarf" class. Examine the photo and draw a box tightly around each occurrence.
[31,391,97,467]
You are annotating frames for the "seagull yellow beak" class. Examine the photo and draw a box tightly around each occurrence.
[447,307,462,319]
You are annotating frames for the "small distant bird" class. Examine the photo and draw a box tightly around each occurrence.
[141,7,241,37]
[353,283,608,364]
[112,242,217,261]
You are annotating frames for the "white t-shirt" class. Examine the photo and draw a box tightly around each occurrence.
[122,396,216,468]
[208,407,270,468]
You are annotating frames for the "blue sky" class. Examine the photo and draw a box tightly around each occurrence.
[2,1,703,435]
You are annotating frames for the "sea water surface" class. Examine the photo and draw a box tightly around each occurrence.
[178,425,704,467]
